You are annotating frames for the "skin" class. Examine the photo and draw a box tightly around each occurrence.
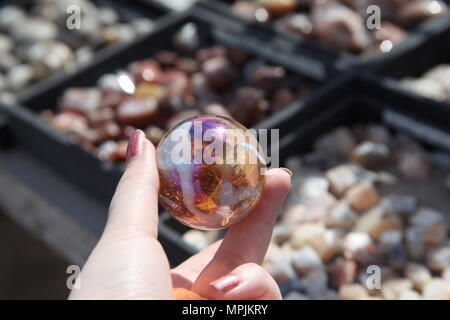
[69,134,291,300]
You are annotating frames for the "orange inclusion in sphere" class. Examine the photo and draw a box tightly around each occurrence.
[156,115,266,230]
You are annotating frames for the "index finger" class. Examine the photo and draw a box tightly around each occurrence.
[192,168,291,293]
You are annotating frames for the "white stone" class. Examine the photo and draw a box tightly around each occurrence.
[422,279,450,300]
[404,263,432,291]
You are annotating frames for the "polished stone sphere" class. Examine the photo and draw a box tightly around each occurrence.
[156,115,266,230]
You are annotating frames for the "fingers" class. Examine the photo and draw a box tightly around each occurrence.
[205,263,281,300]
[192,168,291,294]
[105,129,160,240]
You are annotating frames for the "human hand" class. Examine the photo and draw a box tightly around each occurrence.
[69,129,291,300]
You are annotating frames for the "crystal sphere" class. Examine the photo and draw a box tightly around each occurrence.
[156,115,266,230]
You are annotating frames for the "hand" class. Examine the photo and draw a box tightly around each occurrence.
[69,130,291,300]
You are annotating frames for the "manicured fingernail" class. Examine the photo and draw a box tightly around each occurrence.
[126,129,145,163]
[280,167,293,176]
[210,274,240,293]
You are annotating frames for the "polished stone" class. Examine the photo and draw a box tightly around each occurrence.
[157,115,265,230]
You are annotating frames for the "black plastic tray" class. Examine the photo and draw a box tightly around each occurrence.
[197,0,450,75]
[0,0,169,100]
[3,8,334,205]
[158,71,450,278]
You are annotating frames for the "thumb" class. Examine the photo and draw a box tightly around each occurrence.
[105,129,160,240]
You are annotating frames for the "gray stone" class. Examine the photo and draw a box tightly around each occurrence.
[383,195,417,217]
[352,141,391,169]
[405,226,426,260]
[410,207,444,228]
[325,202,358,230]
[292,246,324,275]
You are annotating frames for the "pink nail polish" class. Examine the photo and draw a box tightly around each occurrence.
[126,129,145,163]
[210,274,240,293]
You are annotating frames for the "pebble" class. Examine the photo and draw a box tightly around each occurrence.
[314,127,356,158]
[295,172,329,203]
[405,226,426,260]
[422,279,450,300]
[292,246,323,276]
[410,207,444,228]
[343,232,372,259]
[379,230,403,253]
[303,192,337,222]
[401,78,447,102]
[338,284,369,300]
[383,195,417,218]
[352,141,391,169]
[381,278,413,300]
[325,165,357,198]
[424,224,447,248]
[426,247,450,272]
[264,261,297,284]
[397,150,430,180]
[325,202,358,230]
[404,263,432,291]
[271,224,293,246]
[6,64,34,91]
[345,181,380,213]
[442,267,450,283]
[353,205,403,240]
[182,230,209,251]
[281,203,306,224]
[289,223,326,251]
[301,268,329,297]
[327,258,357,288]
[398,290,421,300]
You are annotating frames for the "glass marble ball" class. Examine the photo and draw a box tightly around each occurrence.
[156,115,266,230]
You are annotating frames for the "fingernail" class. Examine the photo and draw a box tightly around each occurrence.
[210,274,240,293]
[280,167,293,176]
[126,129,145,163]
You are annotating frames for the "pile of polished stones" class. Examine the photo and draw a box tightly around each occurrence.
[41,23,315,164]
[0,0,155,104]
[231,0,448,55]
[401,64,450,104]
[183,123,450,300]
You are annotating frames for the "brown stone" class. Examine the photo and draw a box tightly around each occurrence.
[345,181,380,213]
[327,257,357,288]
[353,204,403,240]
